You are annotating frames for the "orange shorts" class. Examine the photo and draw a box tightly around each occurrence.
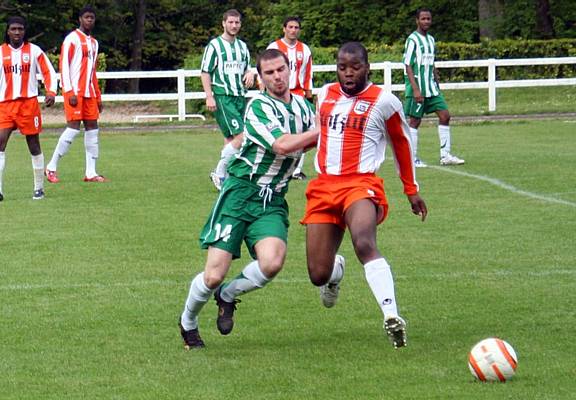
[0,97,42,135]
[300,173,389,229]
[64,92,100,121]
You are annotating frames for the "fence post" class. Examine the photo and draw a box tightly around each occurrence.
[488,59,496,112]
[177,69,186,121]
[383,62,393,93]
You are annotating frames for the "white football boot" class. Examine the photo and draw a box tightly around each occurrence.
[320,255,345,308]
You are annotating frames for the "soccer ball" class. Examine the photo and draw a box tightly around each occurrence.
[468,338,518,382]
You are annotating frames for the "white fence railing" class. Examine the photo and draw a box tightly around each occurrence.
[40,57,576,121]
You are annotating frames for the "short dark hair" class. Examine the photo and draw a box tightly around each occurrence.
[79,5,96,18]
[283,16,301,28]
[256,49,289,75]
[4,16,27,44]
[416,8,432,18]
[338,42,368,64]
[223,9,241,21]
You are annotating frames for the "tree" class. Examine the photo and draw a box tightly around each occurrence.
[128,0,146,93]
[478,0,504,39]
[535,0,554,38]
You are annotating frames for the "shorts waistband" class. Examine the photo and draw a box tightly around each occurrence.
[317,172,376,181]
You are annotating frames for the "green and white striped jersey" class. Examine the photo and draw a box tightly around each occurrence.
[403,31,440,98]
[228,93,315,195]
[201,36,250,97]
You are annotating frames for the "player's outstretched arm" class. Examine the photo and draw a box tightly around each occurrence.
[272,127,319,155]
[407,194,427,221]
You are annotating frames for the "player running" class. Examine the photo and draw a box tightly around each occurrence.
[301,42,428,349]
[179,49,318,349]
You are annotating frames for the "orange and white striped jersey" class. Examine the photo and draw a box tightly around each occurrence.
[267,39,313,97]
[0,43,57,102]
[60,29,101,99]
[315,82,419,195]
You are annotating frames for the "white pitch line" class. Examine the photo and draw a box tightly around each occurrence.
[1,269,574,291]
[430,166,576,208]
[0,280,180,291]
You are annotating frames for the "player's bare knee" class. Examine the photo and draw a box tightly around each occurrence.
[308,267,331,286]
[259,257,284,279]
[203,270,225,289]
[439,111,451,125]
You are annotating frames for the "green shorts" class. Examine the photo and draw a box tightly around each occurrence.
[404,94,448,119]
[199,175,290,259]
[214,95,246,138]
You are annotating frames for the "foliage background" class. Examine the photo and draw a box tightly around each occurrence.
[0,0,574,92]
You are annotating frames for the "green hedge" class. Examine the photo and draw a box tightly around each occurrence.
[435,39,576,81]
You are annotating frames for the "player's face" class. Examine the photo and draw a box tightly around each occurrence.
[337,51,370,96]
[260,56,290,98]
[79,12,96,33]
[7,23,25,47]
[223,16,241,37]
[283,21,301,41]
[416,11,432,32]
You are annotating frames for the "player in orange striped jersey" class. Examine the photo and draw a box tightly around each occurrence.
[301,42,427,349]
[267,16,313,180]
[0,16,56,201]
[46,6,105,183]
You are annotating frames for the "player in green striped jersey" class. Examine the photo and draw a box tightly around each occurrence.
[403,8,465,167]
[201,9,258,190]
[179,49,318,349]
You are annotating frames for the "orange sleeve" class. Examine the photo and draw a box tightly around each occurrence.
[37,51,57,96]
[385,112,419,195]
[60,40,75,95]
[303,54,312,91]
[92,57,101,100]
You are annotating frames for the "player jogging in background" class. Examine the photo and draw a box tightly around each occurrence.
[267,16,313,180]
[45,5,105,183]
[301,42,427,349]
[0,16,56,201]
[179,49,317,349]
[403,7,465,167]
[202,9,256,191]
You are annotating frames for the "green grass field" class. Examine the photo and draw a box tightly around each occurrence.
[1,119,575,399]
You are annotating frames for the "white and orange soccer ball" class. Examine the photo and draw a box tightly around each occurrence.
[468,338,518,382]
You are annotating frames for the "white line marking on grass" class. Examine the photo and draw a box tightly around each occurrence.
[2,270,574,291]
[0,279,180,291]
[407,269,576,280]
[430,166,576,208]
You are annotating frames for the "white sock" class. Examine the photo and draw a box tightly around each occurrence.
[220,260,271,302]
[181,272,213,330]
[438,125,451,158]
[31,153,44,191]
[47,127,80,171]
[328,256,344,284]
[409,127,419,160]
[84,129,99,178]
[293,153,306,175]
[0,151,5,194]
[215,142,240,177]
[364,258,399,318]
